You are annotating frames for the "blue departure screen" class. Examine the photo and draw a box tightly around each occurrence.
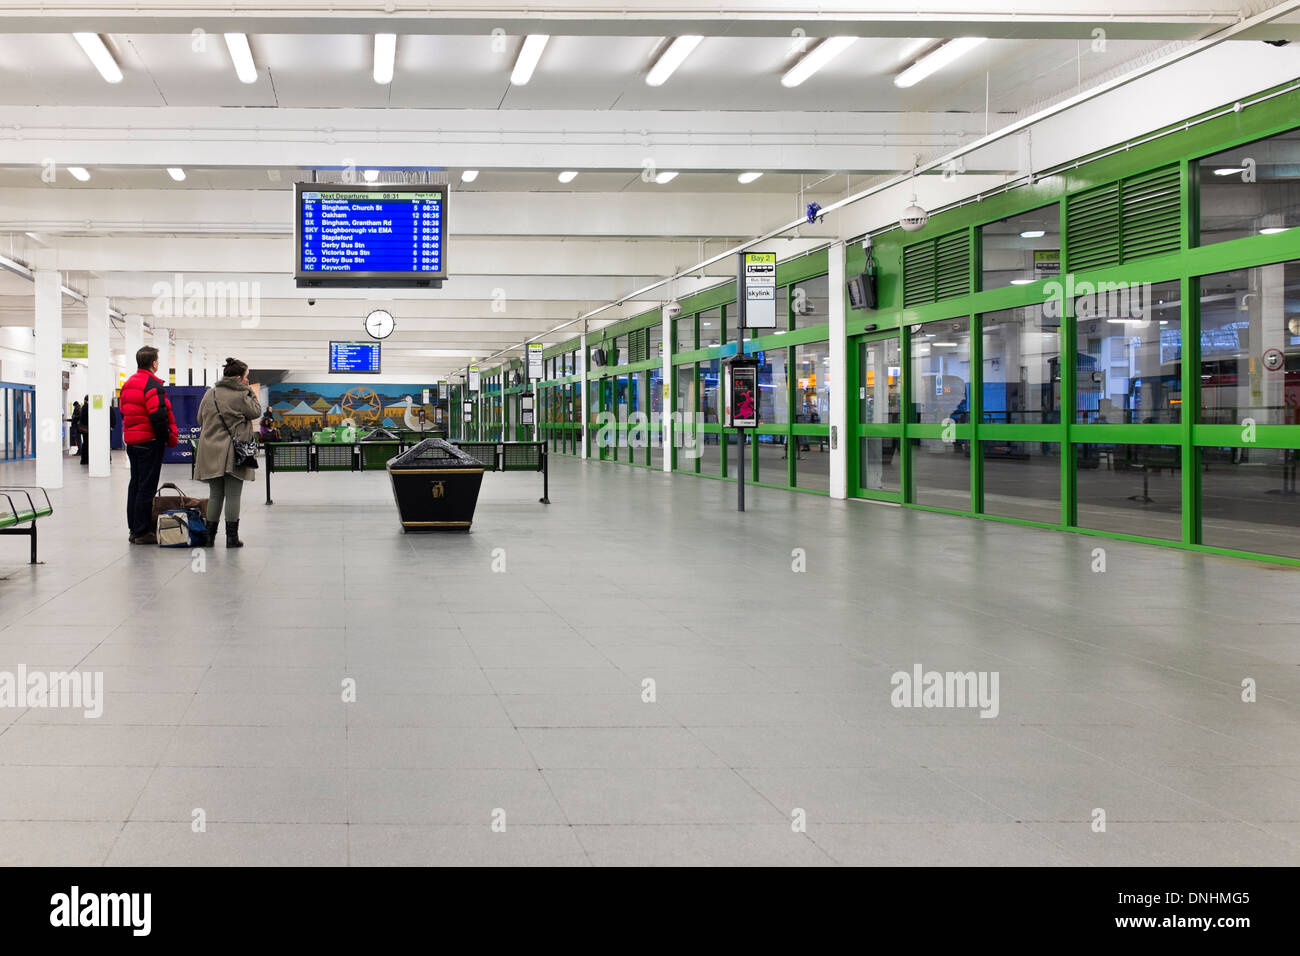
[300,190,444,276]
[329,341,381,374]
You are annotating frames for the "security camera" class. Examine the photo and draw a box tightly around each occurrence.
[665,301,683,319]
[307,299,316,306]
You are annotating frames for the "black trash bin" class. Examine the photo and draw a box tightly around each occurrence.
[386,438,486,532]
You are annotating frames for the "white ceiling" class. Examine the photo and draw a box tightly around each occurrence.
[0,0,1297,377]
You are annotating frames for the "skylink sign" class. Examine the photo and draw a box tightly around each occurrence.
[737,251,777,330]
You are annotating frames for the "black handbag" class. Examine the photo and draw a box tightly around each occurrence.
[214,392,259,470]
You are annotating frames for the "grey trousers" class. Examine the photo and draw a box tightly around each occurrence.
[205,475,244,522]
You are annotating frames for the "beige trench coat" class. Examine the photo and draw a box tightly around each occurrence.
[196,377,262,482]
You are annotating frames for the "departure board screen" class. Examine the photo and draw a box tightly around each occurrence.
[295,183,447,282]
[329,341,381,374]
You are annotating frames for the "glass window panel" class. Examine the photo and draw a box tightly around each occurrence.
[910,317,971,424]
[860,337,901,424]
[648,321,664,360]
[1198,261,1300,426]
[1200,447,1300,558]
[1075,279,1181,424]
[980,203,1060,290]
[911,437,969,509]
[981,441,1061,522]
[1197,129,1300,246]
[860,437,901,493]
[792,274,829,330]
[699,426,723,476]
[699,309,722,350]
[614,335,628,366]
[700,358,721,426]
[755,433,788,486]
[755,345,789,425]
[725,302,739,345]
[794,341,830,424]
[981,305,1061,425]
[793,431,829,491]
[1075,443,1182,540]
[675,315,694,352]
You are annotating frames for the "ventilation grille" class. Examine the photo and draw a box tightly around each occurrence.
[1066,164,1182,271]
[903,230,970,308]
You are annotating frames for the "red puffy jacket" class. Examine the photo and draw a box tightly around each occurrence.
[120,369,178,447]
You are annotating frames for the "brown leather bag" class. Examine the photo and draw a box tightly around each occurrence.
[151,482,208,523]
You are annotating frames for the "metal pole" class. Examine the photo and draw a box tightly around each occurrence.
[737,427,745,512]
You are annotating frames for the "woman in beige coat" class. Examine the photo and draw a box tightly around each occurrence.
[196,357,262,548]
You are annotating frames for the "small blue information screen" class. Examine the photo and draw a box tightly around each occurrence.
[329,341,381,374]
[299,188,445,277]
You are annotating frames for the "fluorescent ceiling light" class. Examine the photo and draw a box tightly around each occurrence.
[895,37,986,89]
[1261,226,1289,235]
[224,33,257,84]
[654,170,679,184]
[67,166,90,182]
[512,35,549,85]
[646,35,703,87]
[737,172,763,184]
[460,170,479,183]
[782,36,856,88]
[932,341,958,347]
[363,169,379,183]
[1213,167,1244,176]
[557,170,578,184]
[166,167,186,182]
[1106,318,1147,325]
[1009,278,1035,285]
[1019,229,1046,238]
[373,33,396,84]
[74,33,123,84]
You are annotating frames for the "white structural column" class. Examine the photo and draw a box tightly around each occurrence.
[86,281,112,477]
[33,262,63,488]
[174,338,190,386]
[124,313,144,373]
[828,240,848,500]
[154,327,171,386]
[661,307,672,473]
[578,329,589,459]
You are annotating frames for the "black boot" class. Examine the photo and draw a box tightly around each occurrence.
[225,520,244,548]
[203,520,218,548]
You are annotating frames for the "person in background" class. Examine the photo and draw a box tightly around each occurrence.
[120,347,179,544]
[259,411,276,444]
[196,357,261,548]
[69,401,81,454]
[78,395,90,466]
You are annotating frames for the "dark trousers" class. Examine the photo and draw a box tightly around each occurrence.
[126,441,165,537]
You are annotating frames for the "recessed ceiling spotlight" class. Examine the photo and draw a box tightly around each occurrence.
[363,169,379,183]
[461,170,479,183]
[654,171,679,184]
[1019,229,1046,238]
[737,172,763,184]
[557,170,578,184]
[166,167,186,182]
[67,166,91,182]
[73,33,123,84]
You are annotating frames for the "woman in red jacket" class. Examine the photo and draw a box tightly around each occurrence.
[120,346,179,544]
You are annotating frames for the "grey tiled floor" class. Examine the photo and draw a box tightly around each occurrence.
[0,451,1298,866]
